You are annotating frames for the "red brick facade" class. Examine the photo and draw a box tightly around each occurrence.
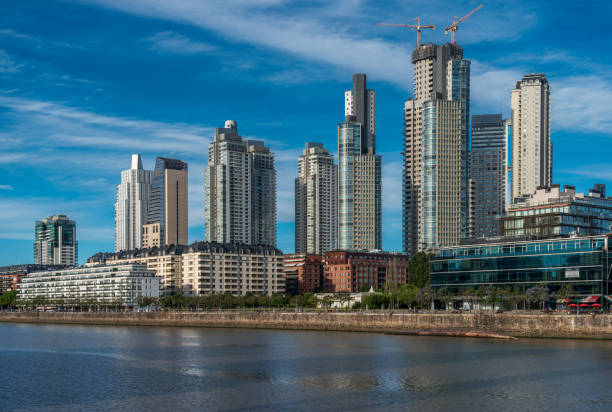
[324,251,410,292]
[283,254,324,294]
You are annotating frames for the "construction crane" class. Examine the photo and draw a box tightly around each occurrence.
[377,17,435,48]
[444,4,484,44]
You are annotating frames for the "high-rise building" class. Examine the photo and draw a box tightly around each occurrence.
[403,43,470,254]
[142,157,188,248]
[34,214,77,266]
[510,73,552,202]
[421,100,462,249]
[205,120,276,247]
[338,74,382,251]
[249,141,276,247]
[114,154,152,252]
[470,114,507,238]
[295,142,338,254]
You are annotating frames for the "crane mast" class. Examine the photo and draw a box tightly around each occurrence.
[444,4,484,44]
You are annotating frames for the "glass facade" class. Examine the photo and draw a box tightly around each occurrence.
[338,122,360,250]
[502,195,612,238]
[430,235,612,296]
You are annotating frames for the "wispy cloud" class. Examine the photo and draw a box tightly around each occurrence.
[0,184,13,190]
[0,50,21,73]
[144,30,216,54]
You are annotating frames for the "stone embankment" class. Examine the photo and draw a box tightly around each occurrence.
[2,311,612,339]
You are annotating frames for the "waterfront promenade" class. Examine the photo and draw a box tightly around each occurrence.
[3,311,612,339]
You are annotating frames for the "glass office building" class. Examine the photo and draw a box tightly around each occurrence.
[502,184,612,238]
[430,235,612,297]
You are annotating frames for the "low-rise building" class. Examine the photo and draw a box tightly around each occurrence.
[283,254,324,295]
[87,245,187,295]
[18,264,159,307]
[429,234,612,299]
[0,264,69,293]
[502,184,612,238]
[181,242,285,296]
[324,250,410,293]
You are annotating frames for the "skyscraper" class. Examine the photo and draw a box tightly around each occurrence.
[510,73,552,202]
[249,140,276,247]
[114,154,152,252]
[338,74,382,251]
[205,120,277,247]
[403,43,470,254]
[295,142,338,254]
[142,157,188,248]
[34,214,77,266]
[470,114,507,238]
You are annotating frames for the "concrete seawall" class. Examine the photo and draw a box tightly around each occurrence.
[2,311,612,339]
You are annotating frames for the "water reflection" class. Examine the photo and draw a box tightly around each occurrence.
[1,324,612,411]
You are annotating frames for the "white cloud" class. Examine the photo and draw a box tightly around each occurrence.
[81,0,415,88]
[553,75,612,135]
[0,50,21,73]
[0,184,13,190]
[144,30,216,54]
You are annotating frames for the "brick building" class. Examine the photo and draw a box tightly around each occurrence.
[283,254,324,295]
[324,251,410,292]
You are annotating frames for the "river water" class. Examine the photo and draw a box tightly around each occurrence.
[1,323,612,411]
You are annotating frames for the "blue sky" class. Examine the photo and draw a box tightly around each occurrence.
[1,0,612,265]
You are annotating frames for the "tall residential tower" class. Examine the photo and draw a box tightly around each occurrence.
[205,120,276,247]
[403,43,470,253]
[114,154,152,252]
[142,157,188,248]
[338,74,382,251]
[34,214,77,266]
[295,142,338,254]
[510,73,552,202]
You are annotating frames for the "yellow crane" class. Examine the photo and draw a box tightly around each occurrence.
[444,4,484,44]
[377,17,435,48]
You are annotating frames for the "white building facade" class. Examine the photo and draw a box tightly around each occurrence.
[338,74,382,251]
[205,121,276,247]
[511,73,552,202]
[295,142,338,255]
[181,242,285,296]
[114,154,152,252]
[19,264,159,307]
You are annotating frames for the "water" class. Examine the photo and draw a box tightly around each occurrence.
[1,323,612,411]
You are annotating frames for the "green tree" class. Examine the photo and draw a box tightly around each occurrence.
[462,287,476,311]
[333,291,352,309]
[0,291,17,308]
[392,284,418,309]
[416,287,433,309]
[362,293,390,310]
[359,283,371,292]
[436,287,454,310]
[555,284,574,308]
[408,252,430,288]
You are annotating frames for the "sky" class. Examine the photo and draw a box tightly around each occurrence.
[1,0,612,265]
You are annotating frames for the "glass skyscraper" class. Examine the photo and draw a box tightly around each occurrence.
[403,43,470,255]
[34,214,77,266]
[470,114,507,238]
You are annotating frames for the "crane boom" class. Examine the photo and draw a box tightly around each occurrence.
[444,4,484,44]
[377,17,435,47]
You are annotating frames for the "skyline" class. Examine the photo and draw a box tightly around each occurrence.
[1,0,612,265]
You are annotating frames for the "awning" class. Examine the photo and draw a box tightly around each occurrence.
[604,295,612,303]
[587,295,601,303]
